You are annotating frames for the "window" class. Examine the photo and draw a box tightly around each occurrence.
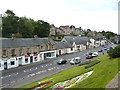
[11,49,16,57]
[27,48,30,53]
[2,50,7,57]
[41,46,43,49]
[25,58,28,63]
[47,53,51,57]
[34,57,37,61]
[34,48,37,54]
[71,48,73,51]
[11,61,15,65]
[46,45,49,49]
[19,49,23,56]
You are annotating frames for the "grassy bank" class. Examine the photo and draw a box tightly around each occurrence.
[20,54,119,89]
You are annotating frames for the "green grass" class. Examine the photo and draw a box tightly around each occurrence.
[20,54,119,89]
[72,54,119,88]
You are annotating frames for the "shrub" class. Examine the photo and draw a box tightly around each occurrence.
[107,45,120,58]
[78,60,91,66]
[85,61,101,69]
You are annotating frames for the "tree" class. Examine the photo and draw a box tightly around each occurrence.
[16,32,23,38]
[18,17,34,38]
[70,25,75,29]
[2,10,19,37]
[107,45,120,58]
[34,20,50,37]
[87,29,91,32]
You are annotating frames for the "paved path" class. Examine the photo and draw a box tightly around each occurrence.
[106,72,120,89]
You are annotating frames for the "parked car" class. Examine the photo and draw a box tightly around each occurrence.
[98,49,103,52]
[70,57,81,65]
[57,59,67,65]
[92,52,98,57]
[104,48,107,50]
[86,52,93,56]
[86,55,93,59]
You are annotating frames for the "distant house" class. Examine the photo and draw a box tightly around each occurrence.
[93,35,107,47]
[49,25,85,36]
[61,36,92,52]
[56,41,73,56]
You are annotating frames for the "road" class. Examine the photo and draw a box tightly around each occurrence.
[1,45,109,89]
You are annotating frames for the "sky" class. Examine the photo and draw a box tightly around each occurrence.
[0,0,119,34]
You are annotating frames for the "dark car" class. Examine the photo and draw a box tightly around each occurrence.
[86,55,93,59]
[57,59,67,65]
[98,49,103,52]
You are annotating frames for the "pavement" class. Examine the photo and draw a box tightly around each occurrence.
[106,72,120,89]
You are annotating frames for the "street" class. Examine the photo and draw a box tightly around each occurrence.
[1,45,109,88]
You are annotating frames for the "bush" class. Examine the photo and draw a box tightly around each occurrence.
[107,45,120,58]
[78,60,91,66]
[79,60,98,66]
[85,61,101,69]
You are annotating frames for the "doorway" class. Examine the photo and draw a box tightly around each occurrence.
[59,50,61,56]
[18,58,22,66]
[30,56,33,63]
[4,62,7,70]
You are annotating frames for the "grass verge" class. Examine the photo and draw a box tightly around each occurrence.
[20,54,119,89]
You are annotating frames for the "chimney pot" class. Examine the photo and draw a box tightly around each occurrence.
[12,34,16,40]
[34,35,38,39]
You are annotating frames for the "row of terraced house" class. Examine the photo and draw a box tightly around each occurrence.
[0,34,107,70]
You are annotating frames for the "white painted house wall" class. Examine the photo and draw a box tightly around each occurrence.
[0,60,4,70]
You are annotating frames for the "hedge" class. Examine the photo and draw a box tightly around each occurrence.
[85,60,101,69]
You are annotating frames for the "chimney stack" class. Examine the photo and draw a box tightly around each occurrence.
[34,35,38,40]
[12,34,16,40]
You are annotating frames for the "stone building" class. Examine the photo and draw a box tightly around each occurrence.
[0,35,56,70]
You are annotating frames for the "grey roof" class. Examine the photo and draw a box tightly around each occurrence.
[93,35,105,40]
[56,41,73,49]
[63,36,91,45]
[0,38,55,48]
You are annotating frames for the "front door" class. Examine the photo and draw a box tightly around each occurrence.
[18,58,22,66]
[59,50,61,56]
[30,56,33,63]
[4,62,7,70]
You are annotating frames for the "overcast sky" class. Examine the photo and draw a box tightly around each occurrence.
[0,0,119,34]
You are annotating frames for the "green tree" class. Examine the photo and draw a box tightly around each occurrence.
[2,10,19,37]
[107,45,120,58]
[16,32,23,38]
[34,20,50,37]
[18,17,34,38]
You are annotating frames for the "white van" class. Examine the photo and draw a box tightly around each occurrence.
[70,57,81,65]
[92,52,98,57]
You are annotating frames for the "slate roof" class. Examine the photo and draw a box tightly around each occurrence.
[63,36,91,45]
[56,41,73,49]
[0,37,55,48]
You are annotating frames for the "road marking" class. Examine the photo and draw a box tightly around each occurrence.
[10,80,16,84]
[41,66,43,68]
[9,75,11,77]
[46,64,47,66]
[2,84,9,88]
[36,67,37,69]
